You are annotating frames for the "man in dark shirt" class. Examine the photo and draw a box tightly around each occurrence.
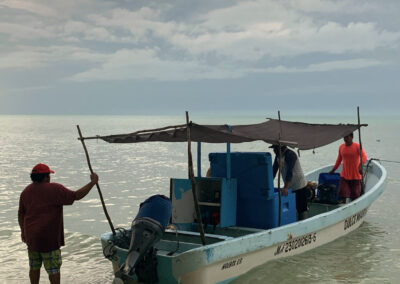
[18,163,99,284]
[271,145,309,220]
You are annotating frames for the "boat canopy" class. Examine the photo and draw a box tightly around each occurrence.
[83,119,366,150]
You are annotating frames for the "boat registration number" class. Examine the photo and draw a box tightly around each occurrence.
[274,233,317,256]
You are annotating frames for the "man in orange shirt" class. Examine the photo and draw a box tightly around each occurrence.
[329,133,367,201]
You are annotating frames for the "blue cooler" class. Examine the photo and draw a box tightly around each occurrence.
[317,173,341,203]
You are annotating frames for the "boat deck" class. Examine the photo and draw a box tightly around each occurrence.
[113,201,342,257]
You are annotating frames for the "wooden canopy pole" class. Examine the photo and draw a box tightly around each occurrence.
[357,107,365,194]
[277,111,282,227]
[77,125,116,235]
[185,112,206,245]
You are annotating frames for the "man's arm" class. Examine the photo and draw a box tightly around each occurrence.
[75,173,99,200]
[272,157,278,178]
[18,197,25,243]
[329,147,342,174]
[282,151,296,196]
[358,148,368,174]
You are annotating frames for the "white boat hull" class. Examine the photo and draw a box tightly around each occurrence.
[178,207,368,284]
[102,160,387,284]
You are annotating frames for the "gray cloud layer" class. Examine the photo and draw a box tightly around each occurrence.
[0,0,399,114]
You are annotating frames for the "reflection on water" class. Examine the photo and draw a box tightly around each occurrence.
[0,115,399,283]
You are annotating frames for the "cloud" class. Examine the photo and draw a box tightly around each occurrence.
[80,2,400,62]
[0,0,399,82]
[288,0,370,13]
[63,20,120,42]
[164,1,400,60]
[0,0,57,16]
[69,48,245,81]
[69,50,387,82]
[0,45,106,70]
[0,22,55,41]
[256,58,386,73]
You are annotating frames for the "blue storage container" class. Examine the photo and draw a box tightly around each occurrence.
[317,173,340,202]
[318,172,341,186]
[135,195,172,229]
[274,188,297,227]
[209,152,274,200]
[209,152,296,229]
[235,188,296,229]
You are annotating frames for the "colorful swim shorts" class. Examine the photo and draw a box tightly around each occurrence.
[28,249,62,275]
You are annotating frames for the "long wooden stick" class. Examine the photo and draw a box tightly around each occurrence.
[277,111,282,227]
[186,112,206,245]
[77,125,116,235]
[357,107,365,194]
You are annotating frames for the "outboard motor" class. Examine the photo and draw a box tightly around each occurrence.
[114,195,172,283]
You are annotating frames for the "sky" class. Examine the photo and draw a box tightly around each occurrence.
[0,0,399,115]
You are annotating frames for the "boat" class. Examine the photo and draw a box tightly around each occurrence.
[79,116,387,284]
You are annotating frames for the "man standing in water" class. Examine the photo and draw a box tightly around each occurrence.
[18,163,99,284]
[329,133,367,202]
[271,145,309,220]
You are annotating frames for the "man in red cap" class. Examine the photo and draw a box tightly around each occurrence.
[18,163,99,284]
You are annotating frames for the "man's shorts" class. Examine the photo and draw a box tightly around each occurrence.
[294,186,309,214]
[28,249,62,275]
[338,178,361,199]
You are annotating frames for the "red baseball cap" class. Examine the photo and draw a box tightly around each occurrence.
[31,163,55,174]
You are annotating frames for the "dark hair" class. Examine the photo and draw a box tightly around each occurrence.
[30,173,50,183]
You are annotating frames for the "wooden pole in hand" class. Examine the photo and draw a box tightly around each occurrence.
[185,112,206,245]
[357,107,365,194]
[77,125,116,235]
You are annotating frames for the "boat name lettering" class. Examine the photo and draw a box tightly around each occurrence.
[221,257,243,270]
[274,233,317,256]
[344,209,367,230]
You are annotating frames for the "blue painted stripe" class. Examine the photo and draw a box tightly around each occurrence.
[216,275,239,284]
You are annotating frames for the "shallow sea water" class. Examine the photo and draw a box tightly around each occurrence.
[0,114,399,283]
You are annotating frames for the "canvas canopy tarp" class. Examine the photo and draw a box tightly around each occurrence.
[83,119,366,151]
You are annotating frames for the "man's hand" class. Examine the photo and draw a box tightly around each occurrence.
[76,173,100,200]
[358,164,363,175]
[282,186,289,196]
[90,173,99,185]
[328,169,335,174]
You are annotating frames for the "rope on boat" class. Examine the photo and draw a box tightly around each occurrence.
[362,158,398,191]
[373,158,400,164]
[166,223,180,256]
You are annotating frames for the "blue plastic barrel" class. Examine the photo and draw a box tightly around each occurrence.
[135,195,172,229]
